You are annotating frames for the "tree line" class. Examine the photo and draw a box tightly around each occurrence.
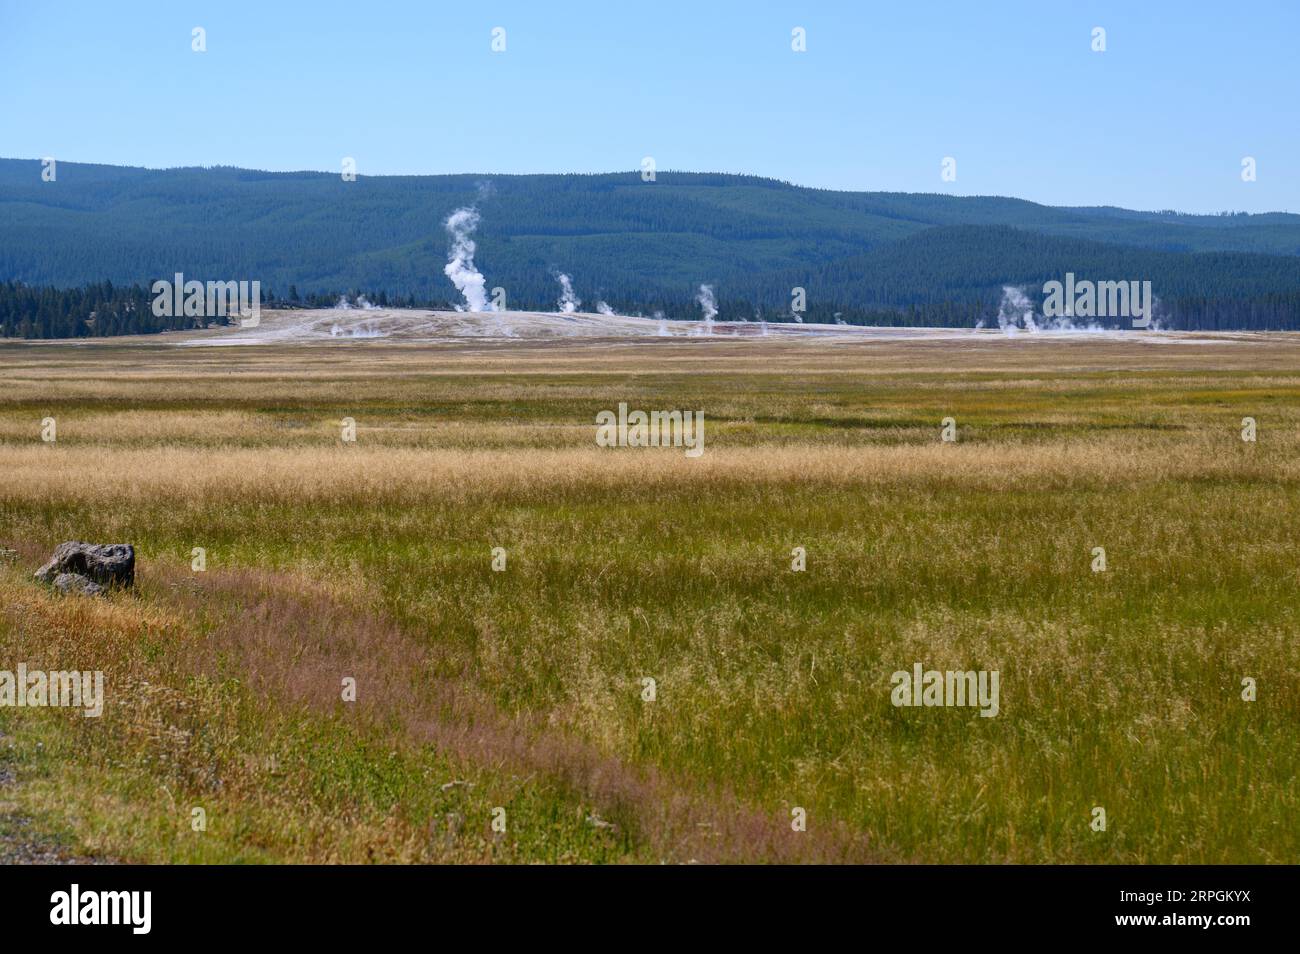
[8,276,1300,339]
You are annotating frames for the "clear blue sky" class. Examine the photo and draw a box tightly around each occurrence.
[3,0,1296,213]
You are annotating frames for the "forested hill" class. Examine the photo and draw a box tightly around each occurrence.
[4,157,1300,334]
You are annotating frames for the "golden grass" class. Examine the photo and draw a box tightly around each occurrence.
[2,332,1298,863]
[0,437,1291,505]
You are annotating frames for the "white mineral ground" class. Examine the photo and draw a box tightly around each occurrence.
[168,308,1270,346]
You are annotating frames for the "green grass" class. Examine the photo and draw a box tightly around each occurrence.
[0,338,1297,863]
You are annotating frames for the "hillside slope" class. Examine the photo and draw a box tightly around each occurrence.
[3,159,1300,329]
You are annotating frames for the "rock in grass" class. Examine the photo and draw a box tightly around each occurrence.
[34,542,134,590]
[52,572,105,597]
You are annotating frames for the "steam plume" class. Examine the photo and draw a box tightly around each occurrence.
[444,207,492,312]
[554,271,581,314]
[996,286,1039,334]
[995,285,1113,334]
[696,284,717,334]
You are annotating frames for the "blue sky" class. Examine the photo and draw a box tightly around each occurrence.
[3,0,1297,212]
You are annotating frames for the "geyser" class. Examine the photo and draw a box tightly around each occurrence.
[443,207,492,312]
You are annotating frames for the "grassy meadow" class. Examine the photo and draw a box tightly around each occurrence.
[1,331,1298,863]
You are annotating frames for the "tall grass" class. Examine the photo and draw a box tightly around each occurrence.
[1,336,1297,862]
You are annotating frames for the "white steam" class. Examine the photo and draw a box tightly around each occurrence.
[330,321,384,339]
[443,207,493,312]
[696,284,717,334]
[336,294,381,311]
[996,286,1038,334]
[595,300,615,316]
[995,285,1114,335]
[554,271,581,314]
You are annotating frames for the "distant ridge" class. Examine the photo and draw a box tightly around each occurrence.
[4,158,1300,330]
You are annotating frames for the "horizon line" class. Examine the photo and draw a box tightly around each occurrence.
[1,156,1290,219]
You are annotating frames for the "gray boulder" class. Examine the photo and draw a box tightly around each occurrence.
[34,542,134,590]
[52,572,105,597]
